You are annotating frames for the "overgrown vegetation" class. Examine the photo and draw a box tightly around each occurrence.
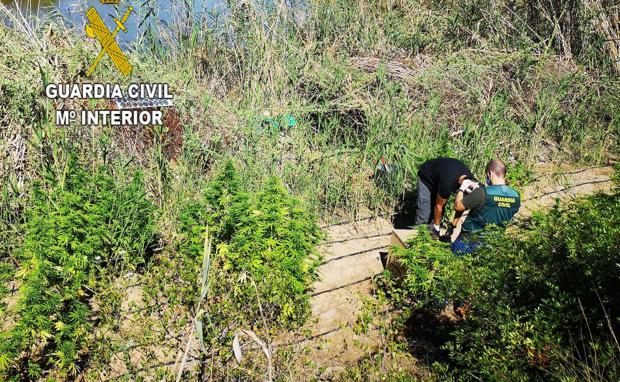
[0,0,619,380]
[0,159,155,379]
[384,188,620,381]
[127,160,322,380]
[2,1,619,219]
[179,160,322,329]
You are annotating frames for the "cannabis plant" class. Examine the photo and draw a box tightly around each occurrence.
[0,161,155,379]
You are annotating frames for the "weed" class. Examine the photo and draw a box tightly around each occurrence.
[384,189,620,381]
[191,161,323,330]
[380,230,456,310]
[0,159,155,379]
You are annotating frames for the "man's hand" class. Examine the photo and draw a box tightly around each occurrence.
[445,223,456,238]
[439,223,456,243]
[459,179,479,194]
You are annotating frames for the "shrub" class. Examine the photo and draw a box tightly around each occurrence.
[225,176,323,326]
[177,160,323,334]
[385,189,620,381]
[380,229,456,310]
[0,161,155,379]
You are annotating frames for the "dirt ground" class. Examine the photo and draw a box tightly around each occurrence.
[517,164,614,218]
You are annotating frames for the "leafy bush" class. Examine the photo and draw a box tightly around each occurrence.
[379,230,456,310]
[146,161,323,380]
[177,160,323,332]
[386,189,620,381]
[227,176,323,324]
[444,192,620,380]
[0,161,155,379]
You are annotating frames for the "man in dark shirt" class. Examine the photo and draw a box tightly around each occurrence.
[415,157,486,237]
[452,159,520,254]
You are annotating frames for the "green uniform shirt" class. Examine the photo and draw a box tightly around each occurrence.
[461,185,520,233]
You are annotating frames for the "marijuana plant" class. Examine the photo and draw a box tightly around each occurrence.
[0,160,155,379]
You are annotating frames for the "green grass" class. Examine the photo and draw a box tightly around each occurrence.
[2,1,618,220]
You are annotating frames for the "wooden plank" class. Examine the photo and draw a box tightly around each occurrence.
[386,229,417,279]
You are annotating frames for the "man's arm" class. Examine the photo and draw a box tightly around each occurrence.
[452,190,467,226]
[433,195,448,226]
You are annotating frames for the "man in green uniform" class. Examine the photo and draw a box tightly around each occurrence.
[451,159,520,254]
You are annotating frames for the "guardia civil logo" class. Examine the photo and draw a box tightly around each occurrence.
[84,1,134,76]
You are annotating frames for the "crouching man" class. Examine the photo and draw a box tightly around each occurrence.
[415,157,486,238]
[452,159,521,254]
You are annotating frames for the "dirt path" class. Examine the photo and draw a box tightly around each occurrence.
[296,164,616,375]
[517,164,614,218]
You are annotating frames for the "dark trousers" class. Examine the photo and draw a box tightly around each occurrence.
[451,233,480,255]
[415,177,438,226]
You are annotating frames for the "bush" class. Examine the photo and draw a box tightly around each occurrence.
[225,176,323,325]
[386,189,620,381]
[380,229,456,310]
[177,160,323,333]
[444,192,620,380]
[0,161,155,379]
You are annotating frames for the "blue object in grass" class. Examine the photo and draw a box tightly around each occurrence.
[283,114,297,128]
[451,235,480,256]
[263,114,297,131]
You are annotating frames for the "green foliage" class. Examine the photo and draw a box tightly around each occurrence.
[612,162,620,187]
[0,161,155,379]
[388,191,620,381]
[505,161,533,193]
[225,176,323,325]
[141,160,323,379]
[0,210,19,318]
[380,230,456,310]
[1,1,619,379]
[201,159,247,243]
[178,160,323,332]
[335,355,423,382]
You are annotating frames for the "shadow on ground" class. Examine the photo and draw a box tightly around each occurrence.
[392,190,418,229]
[402,308,456,366]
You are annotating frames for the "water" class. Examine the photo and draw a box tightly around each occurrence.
[1,0,233,46]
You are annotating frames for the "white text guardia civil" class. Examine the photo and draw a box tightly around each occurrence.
[45,83,173,100]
